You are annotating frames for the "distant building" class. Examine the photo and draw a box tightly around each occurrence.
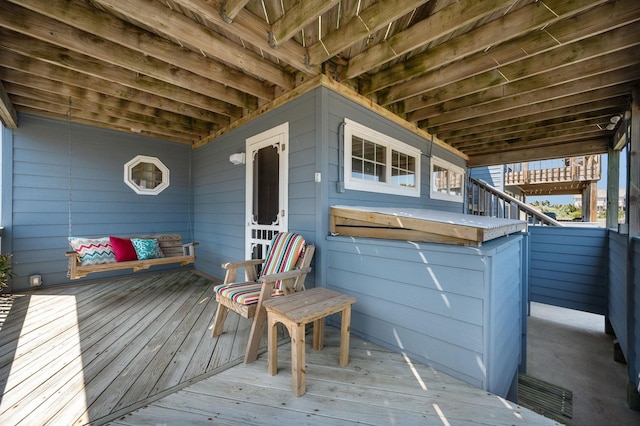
[573,189,626,214]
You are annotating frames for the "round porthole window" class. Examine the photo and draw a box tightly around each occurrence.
[124,155,170,195]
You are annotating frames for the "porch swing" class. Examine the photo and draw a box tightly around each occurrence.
[64,99,197,280]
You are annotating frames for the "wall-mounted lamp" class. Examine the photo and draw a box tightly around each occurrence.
[29,274,42,287]
[229,152,246,165]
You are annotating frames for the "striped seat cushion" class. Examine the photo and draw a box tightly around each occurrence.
[261,232,306,292]
[215,232,306,305]
[214,282,284,305]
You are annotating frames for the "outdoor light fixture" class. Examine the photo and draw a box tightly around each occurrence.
[29,274,42,287]
[229,152,245,165]
[605,114,623,131]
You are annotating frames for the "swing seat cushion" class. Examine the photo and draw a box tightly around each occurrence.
[68,237,117,266]
[109,236,138,262]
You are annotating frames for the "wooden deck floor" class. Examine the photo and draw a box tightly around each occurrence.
[0,271,558,425]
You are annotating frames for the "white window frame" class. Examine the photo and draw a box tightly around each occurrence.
[343,118,421,197]
[124,155,170,195]
[430,156,465,203]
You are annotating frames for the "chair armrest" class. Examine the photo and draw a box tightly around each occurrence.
[259,267,312,283]
[221,258,264,283]
[222,258,264,270]
[182,241,199,256]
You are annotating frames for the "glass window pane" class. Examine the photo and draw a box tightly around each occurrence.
[450,169,463,196]
[253,145,279,225]
[433,165,449,193]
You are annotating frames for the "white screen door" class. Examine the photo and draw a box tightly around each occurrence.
[245,123,289,260]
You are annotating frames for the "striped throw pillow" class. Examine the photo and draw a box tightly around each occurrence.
[69,237,117,266]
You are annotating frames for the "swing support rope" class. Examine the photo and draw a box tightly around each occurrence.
[67,97,73,240]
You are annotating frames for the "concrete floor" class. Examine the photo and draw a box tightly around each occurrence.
[527,302,640,426]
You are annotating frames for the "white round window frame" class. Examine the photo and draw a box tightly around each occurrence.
[124,155,170,195]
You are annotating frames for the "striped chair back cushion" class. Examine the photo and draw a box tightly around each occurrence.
[261,232,306,292]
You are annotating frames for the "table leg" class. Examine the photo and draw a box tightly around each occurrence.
[291,323,306,396]
[312,318,324,351]
[267,315,278,376]
[339,307,351,367]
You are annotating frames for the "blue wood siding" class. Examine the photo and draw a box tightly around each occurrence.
[5,114,193,290]
[470,165,504,190]
[326,234,524,397]
[529,226,608,314]
[325,88,466,213]
[488,238,524,396]
[609,230,628,357]
[631,237,640,393]
[193,86,469,284]
[193,91,319,282]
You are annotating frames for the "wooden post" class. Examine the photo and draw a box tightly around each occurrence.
[607,146,621,229]
[627,87,640,410]
[581,182,597,222]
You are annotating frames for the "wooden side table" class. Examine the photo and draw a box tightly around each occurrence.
[262,287,356,396]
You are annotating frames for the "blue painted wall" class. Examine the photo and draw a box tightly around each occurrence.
[193,86,468,284]
[529,226,608,314]
[3,86,468,291]
[3,114,193,291]
[631,237,640,396]
[470,165,504,190]
[325,233,524,397]
[193,89,320,282]
[609,230,628,357]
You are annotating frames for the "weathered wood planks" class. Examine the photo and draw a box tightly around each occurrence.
[0,270,248,425]
[330,205,526,246]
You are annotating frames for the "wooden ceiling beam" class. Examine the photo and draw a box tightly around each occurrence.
[0,50,228,127]
[376,0,638,104]
[420,46,639,133]
[467,139,610,167]
[464,131,608,156]
[174,0,315,75]
[461,128,608,155]
[0,80,17,128]
[13,96,197,143]
[409,65,640,123]
[0,30,242,120]
[407,29,640,119]
[2,76,216,134]
[342,0,513,80]
[269,0,338,48]
[0,7,251,115]
[13,0,272,102]
[220,0,250,23]
[449,112,621,148]
[15,105,192,144]
[430,93,630,136]
[8,87,208,139]
[91,0,293,89]
[306,0,430,66]
[366,0,614,96]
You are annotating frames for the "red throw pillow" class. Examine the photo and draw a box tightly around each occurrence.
[109,236,138,262]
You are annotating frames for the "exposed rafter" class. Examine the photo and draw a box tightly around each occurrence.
[0,80,17,128]
[0,0,636,164]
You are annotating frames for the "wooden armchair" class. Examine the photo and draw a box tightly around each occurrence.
[211,232,315,363]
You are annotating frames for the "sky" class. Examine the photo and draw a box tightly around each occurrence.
[526,148,628,205]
